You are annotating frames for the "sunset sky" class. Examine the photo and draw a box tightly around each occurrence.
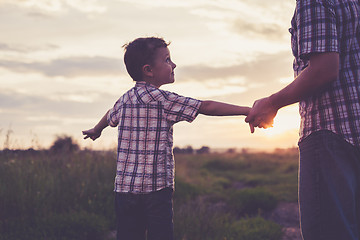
[0,0,300,151]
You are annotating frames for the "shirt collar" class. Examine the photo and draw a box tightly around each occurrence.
[135,81,158,89]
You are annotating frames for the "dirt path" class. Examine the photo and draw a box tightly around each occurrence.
[267,202,302,240]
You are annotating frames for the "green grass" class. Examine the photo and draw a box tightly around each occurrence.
[176,150,299,202]
[0,150,116,240]
[0,149,299,240]
[227,216,283,240]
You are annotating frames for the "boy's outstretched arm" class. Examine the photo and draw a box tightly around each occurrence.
[199,100,251,116]
[82,110,110,141]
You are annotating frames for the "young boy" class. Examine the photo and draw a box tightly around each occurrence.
[82,37,250,240]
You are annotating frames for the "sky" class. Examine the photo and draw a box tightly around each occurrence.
[0,0,300,151]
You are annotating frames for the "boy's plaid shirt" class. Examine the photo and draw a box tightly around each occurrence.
[107,82,201,193]
[290,0,360,147]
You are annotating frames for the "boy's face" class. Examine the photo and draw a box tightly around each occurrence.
[148,47,176,87]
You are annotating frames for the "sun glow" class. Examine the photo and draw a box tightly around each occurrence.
[0,0,299,150]
[260,106,300,137]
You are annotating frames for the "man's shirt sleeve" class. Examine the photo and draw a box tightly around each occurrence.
[296,0,338,59]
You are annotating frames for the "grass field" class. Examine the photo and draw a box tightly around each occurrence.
[0,148,299,240]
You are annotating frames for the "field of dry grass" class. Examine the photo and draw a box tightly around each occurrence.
[0,148,300,240]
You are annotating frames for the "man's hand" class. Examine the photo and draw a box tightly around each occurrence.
[245,97,279,133]
[82,128,101,141]
[244,53,339,134]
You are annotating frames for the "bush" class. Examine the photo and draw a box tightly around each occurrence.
[227,188,277,216]
[203,159,248,172]
[50,135,79,153]
[226,216,283,240]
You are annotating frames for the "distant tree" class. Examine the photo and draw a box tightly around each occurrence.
[241,148,249,154]
[184,146,194,154]
[173,147,182,154]
[196,146,210,154]
[50,135,79,153]
[173,145,194,154]
[227,148,236,154]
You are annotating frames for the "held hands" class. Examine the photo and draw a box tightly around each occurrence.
[245,97,279,133]
[82,128,102,141]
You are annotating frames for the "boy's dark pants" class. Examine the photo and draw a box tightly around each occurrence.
[115,187,174,240]
[298,130,360,240]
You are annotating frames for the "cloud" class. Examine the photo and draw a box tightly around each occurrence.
[0,89,116,117]
[233,20,286,41]
[113,0,207,8]
[0,0,107,13]
[177,51,293,84]
[0,51,293,81]
[0,42,59,53]
[0,89,117,149]
[0,56,124,77]
[114,0,291,13]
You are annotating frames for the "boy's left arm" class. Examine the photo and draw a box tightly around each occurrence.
[199,101,251,116]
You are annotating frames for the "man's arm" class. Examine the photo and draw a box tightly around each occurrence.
[245,52,339,133]
[199,100,251,116]
[82,110,110,141]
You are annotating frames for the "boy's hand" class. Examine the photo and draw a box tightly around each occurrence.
[82,128,101,141]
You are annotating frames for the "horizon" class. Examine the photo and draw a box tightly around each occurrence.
[0,128,299,153]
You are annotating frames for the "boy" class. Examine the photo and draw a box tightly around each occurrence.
[82,37,250,240]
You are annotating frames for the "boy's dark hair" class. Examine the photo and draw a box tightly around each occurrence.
[123,37,170,81]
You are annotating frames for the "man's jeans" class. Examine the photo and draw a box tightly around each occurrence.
[115,187,174,240]
[298,130,360,240]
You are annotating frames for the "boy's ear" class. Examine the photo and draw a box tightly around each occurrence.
[142,64,153,78]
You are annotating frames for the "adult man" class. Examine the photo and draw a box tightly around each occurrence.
[245,0,360,239]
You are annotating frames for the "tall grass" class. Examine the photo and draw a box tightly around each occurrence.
[0,149,299,239]
[0,150,116,240]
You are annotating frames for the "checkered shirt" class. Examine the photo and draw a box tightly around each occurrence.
[107,82,201,193]
[290,0,360,147]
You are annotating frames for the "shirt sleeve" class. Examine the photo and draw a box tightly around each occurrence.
[162,91,202,124]
[107,98,123,127]
[296,0,338,60]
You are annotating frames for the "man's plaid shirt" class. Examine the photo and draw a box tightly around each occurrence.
[107,82,201,193]
[290,0,360,147]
